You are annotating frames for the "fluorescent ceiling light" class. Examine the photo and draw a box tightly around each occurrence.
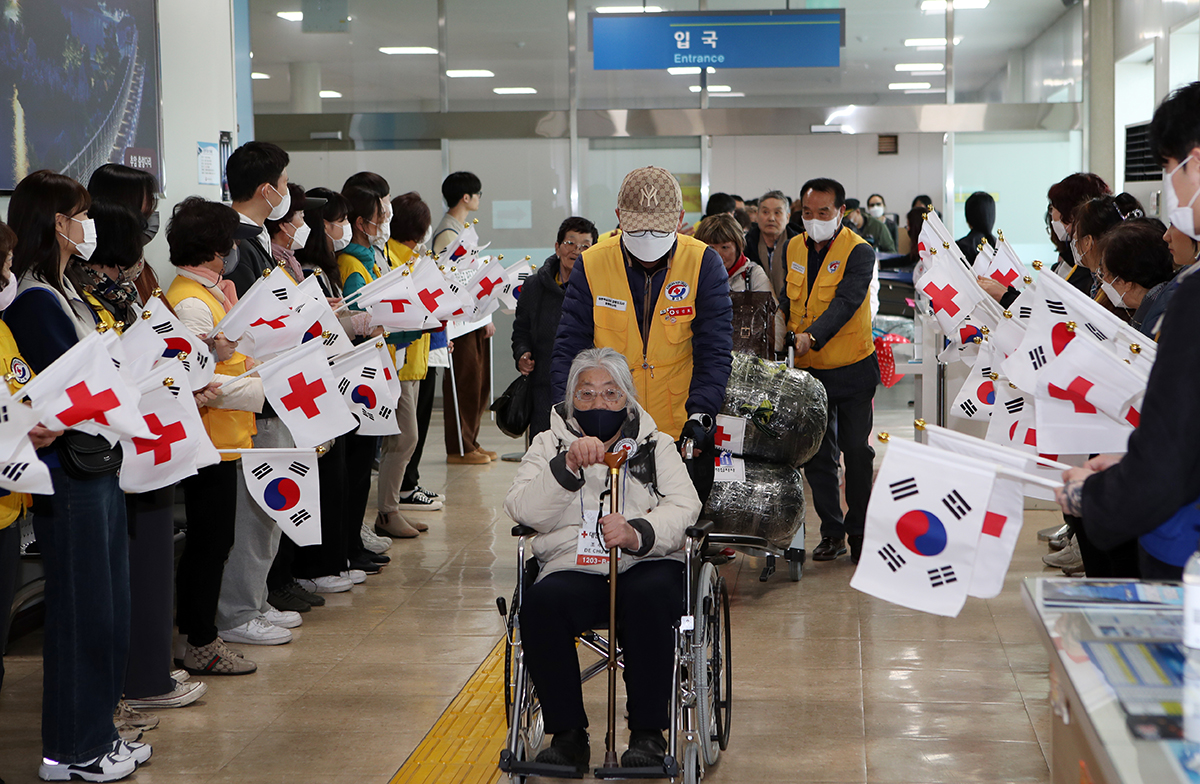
[905,88,946,94]
[276,11,303,21]
[709,92,745,97]
[895,63,943,72]
[446,69,494,78]
[596,6,663,12]
[319,90,342,98]
[904,36,964,47]
[908,71,945,77]
[690,84,731,92]
[667,67,716,75]
[251,72,270,80]
[889,82,931,90]
[493,87,538,94]
[380,46,438,55]
[921,0,988,11]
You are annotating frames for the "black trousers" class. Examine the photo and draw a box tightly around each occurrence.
[1065,513,1140,578]
[401,368,437,494]
[345,433,378,559]
[0,521,21,689]
[124,487,176,699]
[293,434,349,578]
[803,385,876,539]
[177,460,239,647]
[520,560,684,735]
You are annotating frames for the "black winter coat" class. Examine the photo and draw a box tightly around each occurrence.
[512,255,567,438]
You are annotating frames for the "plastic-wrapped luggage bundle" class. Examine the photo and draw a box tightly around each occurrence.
[703,459,806,550]
[717,353,828,467]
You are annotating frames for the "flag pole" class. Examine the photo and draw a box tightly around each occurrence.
[217,446,328,455]
[446,348,466,457]
[915,421,1076,471]
[221,341,321,385]
[878,431,1063,490]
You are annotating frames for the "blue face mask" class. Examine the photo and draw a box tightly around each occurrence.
[574,408,626,441]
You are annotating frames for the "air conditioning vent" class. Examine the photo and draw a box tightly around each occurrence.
[877,134,898,155]
[1125,123,1159,182]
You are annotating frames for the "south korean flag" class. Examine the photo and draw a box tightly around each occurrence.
[241,450,322,546]
[949,340,998,421]
[0,387,52,495]
[121,298,216,391]
[850,438,996,617]
[329,341,401,436]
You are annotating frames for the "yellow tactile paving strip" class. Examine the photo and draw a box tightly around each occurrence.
[389,636,508,784]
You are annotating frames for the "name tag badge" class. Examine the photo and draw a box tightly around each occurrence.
[791,262,805,274]
[664,306,694,320]
[576,508,612,566]
[596,296,627,311]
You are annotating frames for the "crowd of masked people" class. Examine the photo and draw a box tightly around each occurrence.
[0,143,481,782]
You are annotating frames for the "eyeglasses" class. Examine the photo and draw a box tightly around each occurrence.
[574,388,625,404]
[560,239,592,251]
[624,229,672,239]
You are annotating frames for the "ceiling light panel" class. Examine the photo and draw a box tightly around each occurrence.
[380,47,438,55]
[596,6,663,12]
[889,82,931,90]
[276,11,303,21]
[895,63,944,71]
[446,70,495,78]
[689,84,732,92]
[920,0,988,12]
[251,72,270,80]
[493,87,537,94]
[319,90,342,98]
[668,67,716,75]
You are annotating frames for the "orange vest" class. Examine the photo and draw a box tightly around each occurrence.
[583,234,706,439]
[0,321,28,528]
[166,276,256,458]
[785,229,875,370]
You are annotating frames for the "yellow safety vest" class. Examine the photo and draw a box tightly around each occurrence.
[81,291,119,330]
[384,240,431,382]
[785,229,875,370]
[166,276,256,458]
[0,321,29,528]
[583,234,706,439]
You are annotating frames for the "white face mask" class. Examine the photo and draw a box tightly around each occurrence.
[288,222,310,251]
[265,184,291,222]
[867,205,885,219]
[1051,219,1069,242]
[803,214,841,243]
[1070,237,1086,267]
[1165,156,1200,241]
[1100,279,1127,309]
[373,199,393,249]
[60,216,97,261]
[622,230,676,262]
[0,268,16,311]
[331,221,351,251]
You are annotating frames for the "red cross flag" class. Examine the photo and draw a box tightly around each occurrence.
[982,237,1028,291]
[121,298,217,390]
[19,332,150,443]
[850,438,997,617]
[465,259,510,320]
[118,361,220,493]
[213,270,308,359]
[0,387,53,495]
[329,341,401,437]
[241,449,322,546]
[361,275,439,331]
[440,223,489,274]
[949,340,998,422]
[257,341,358,448]
[1034,336,1141,455]
[712,415,747,455]
[923,425,1028,600]
[914,258,985,335]
[409,258,466,321]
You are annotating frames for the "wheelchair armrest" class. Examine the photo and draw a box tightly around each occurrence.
[511,524,537,538]
[686,519,715,540]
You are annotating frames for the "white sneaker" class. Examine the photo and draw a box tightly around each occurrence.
[218,615,293,646]
[341,569,367,585]
[170,668,190,684]
[112,739,152,765]
[124,679,207,710]
[39,750,137,782]
[264,607,303,629]
[360,522,393,554]
[296,575,353,594]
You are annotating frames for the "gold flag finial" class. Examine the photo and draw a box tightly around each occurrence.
[1031,259,1043,271]
[877,431,890,443]
[1065,321,1076,332]
[914,419,926,430]
[989,372,999,381]
[151,287,163,297]
[972,336,983,345]
[997,229,1005,242]
[980,326,990,335]
[262,267,272,278]
[316,444,328,455]
[1002,310,1013,319]
[942,241,950,250]
[321,331,332,340]
[162,377,175,387]
[141,310,153,320]
[177,352,189,362]
[1130,343,1142,355]
[1023,275,1033,285]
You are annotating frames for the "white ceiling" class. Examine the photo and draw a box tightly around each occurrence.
[248,0,1076,113]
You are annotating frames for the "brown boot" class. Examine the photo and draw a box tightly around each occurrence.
[375,511,420,539]
[475,446,499,461]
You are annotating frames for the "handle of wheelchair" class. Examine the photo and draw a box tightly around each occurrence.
[511,524,536,537]
[686,519,715,540]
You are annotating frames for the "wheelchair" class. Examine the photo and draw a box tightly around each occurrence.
[496,520,732,782]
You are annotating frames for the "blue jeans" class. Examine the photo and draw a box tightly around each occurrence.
[32,466,128,764]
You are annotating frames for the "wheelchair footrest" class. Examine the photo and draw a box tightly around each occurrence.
[593,757,679,779]
[498,752,585,779]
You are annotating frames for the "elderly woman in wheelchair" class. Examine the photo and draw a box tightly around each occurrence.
[504,347,703,774]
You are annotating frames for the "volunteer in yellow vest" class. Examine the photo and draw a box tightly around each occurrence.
[550,166,733,503]
[165,197,263,676]
[777,177,880,566]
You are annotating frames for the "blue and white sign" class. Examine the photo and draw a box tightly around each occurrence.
[590,9,844,71]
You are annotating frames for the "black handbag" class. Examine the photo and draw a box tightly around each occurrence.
[57,431,122,479]
[490,374,533,439]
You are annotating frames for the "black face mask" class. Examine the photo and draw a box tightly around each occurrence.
[574,408,626,442]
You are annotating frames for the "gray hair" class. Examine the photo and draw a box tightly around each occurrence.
[564,347,638,418]
[759,189,790,208]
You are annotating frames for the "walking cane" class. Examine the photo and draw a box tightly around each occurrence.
[601,448,629,769]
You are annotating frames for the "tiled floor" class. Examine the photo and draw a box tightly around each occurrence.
[0,394,1060,784]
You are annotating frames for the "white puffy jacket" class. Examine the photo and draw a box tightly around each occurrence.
[504,401,702,582]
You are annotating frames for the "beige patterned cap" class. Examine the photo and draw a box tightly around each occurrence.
[616,167,683,234]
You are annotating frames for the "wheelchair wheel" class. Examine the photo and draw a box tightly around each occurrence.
[682,740,702,784]
[504,640,544,772]
[693,561,731,767]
